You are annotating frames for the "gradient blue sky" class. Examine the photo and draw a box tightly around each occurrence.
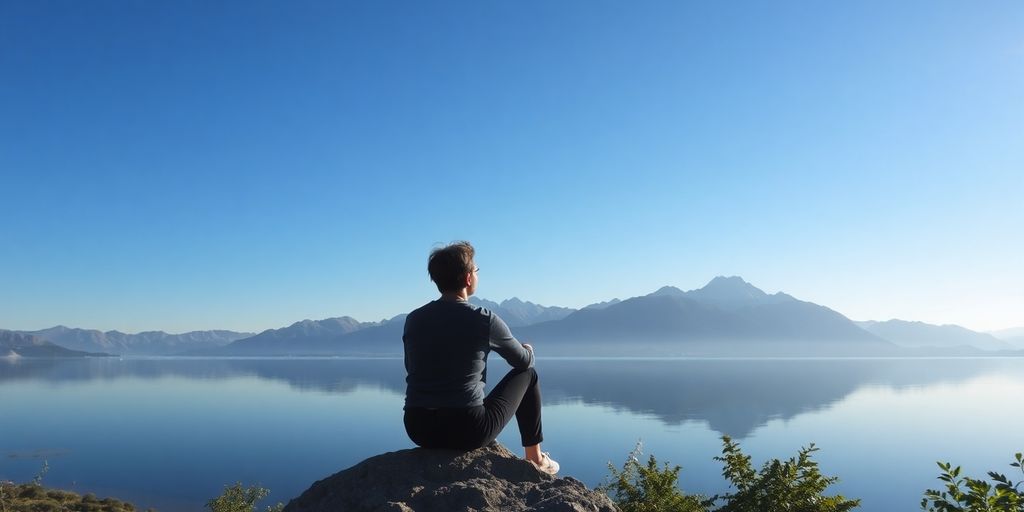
[2,1,1021,334]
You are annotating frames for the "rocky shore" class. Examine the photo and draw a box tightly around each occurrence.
[283,443,617,512]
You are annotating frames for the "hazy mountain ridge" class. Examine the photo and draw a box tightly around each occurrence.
[991,326,1024,338]
[210,299,579,356]
[18,326,253,356]
[515,277,892,355]
[582,298,621,310]
[468,297,576,327]
[10,276,1019,357]
[217,316,384,354]
[989,327,1024,349]
[1002,337,1024,349]
[212,276,897,357]
[1,330,111,358]
[681,276,797,309]
[857,320,1013,351]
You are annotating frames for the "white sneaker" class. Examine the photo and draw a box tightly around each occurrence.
[531,452,560,475]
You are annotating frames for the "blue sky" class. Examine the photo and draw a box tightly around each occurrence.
[1,1,1021,333]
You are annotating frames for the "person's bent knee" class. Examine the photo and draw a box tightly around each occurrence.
[512,366,537,378]
[526,366,538,383]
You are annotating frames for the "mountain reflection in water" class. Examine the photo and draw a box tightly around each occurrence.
[3,355,1018,438]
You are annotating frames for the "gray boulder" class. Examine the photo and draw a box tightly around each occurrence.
[283,443,618,512]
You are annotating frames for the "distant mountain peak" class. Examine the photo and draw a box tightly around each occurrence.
[703,275,764,292]
[288,316,362,328]
[710,275,744,283]
[638,275,795,311]
[469,297,501,309]
[644,278,776,305]
[469,296,575,327]
[582,298,621,310]
[323,316,362,324]
[692,275,767,299]
[649,286,685,297]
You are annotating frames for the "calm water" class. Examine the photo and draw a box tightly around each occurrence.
[2,357,1022,511]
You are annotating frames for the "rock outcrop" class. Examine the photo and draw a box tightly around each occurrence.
[283,443,618,512]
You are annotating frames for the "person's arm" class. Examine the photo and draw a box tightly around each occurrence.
[489,314,534,369]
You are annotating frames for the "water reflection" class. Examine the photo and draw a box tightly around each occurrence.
[0,357,405,394]
[538,358,1024,436]
[3,356,1019,439]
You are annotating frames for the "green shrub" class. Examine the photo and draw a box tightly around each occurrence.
[206,483,283,512]
[603,437,860,512]
[921,452,1024,512]
[714,436,859,512]
[601,442,711,512]
[0,481,137,512]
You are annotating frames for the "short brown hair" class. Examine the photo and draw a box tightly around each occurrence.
[428,241,475,293]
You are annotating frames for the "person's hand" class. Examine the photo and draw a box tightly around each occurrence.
[522,343,533,353]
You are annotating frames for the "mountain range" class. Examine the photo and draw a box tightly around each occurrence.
[12,326,253,356]
[218,316,392,355]
[1,330,112,358]
[512,277,893,356]
[468,297,575,327]
[6,276,1021,357]
[856,320,1014,351]
[989,327,1024,349]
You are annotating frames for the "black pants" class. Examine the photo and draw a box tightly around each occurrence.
[404,367,544,449]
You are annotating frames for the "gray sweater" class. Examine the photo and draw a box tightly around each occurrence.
[403,299,534,409]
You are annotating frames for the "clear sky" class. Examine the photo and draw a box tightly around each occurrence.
[1,1,1021,334]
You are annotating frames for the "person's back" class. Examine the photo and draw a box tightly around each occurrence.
[402,241,558,475]
[405,300,530,409]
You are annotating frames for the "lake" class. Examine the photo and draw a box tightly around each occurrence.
[1,356,1022,511]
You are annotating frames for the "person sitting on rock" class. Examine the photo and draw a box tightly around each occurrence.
[402,241,559,475]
